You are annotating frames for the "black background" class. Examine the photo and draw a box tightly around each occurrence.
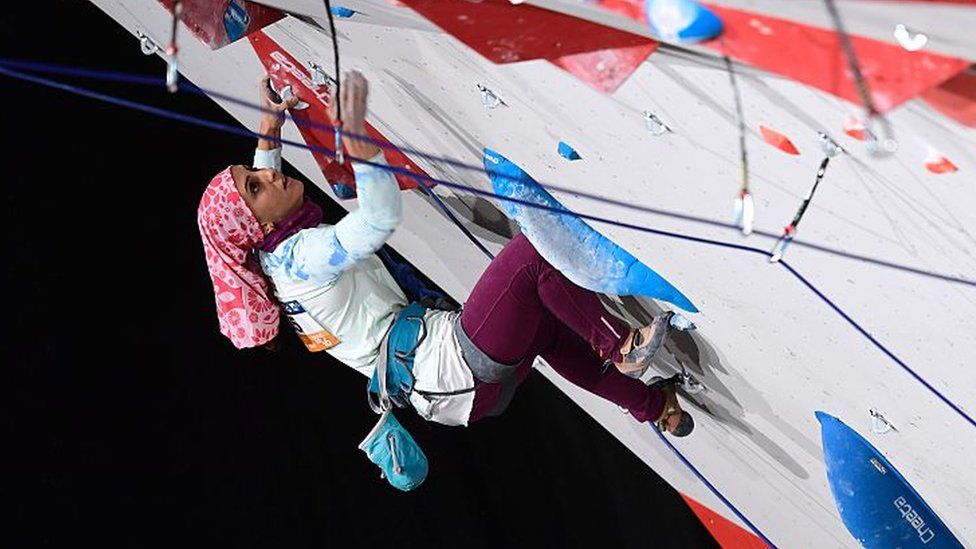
[3,2,717,547]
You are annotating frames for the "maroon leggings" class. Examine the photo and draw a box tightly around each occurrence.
[460,234,665,424]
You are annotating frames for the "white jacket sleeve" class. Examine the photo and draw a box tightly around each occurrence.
[259,153,403,286]
[252,147,282,171]
[333,153,403,256]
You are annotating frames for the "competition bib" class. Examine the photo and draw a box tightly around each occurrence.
[281,300,340,352]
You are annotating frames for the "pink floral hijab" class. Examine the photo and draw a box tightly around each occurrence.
[197,167,279,349]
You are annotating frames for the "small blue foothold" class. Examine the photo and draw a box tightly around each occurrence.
[331,183,356,200]
[330,5,357,18]
[557,141,582,161]
[645,0,723,44]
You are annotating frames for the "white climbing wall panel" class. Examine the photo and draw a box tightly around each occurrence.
[89,1,976,546]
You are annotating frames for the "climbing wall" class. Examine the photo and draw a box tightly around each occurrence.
[87,0,976,546]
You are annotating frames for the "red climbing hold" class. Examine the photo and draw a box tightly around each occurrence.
[925,151,959,174]
[843,115,869,141]
[248,31,432,197]
[759,125,799,155]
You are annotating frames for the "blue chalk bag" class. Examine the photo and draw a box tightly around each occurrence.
[358,409,428,491]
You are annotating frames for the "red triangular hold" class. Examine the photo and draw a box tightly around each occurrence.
[759,125,800,155]
[700,4,969,113]
[925,152,959,174]
[843,115,869,141]
[400,0,655,63]
[549,43,658,93]
[921,69,976,128]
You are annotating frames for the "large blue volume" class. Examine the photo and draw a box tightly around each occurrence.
[483,149,697,312]
[816,412,962,548]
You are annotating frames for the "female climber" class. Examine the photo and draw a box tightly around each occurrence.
[197,71,688,434]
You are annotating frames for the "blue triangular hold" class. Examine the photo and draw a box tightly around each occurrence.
[330,5,357,18]
[645,0,723,44]
[557,141,582,161]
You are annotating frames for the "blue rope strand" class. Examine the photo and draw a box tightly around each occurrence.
[654,428,777,547]
[1,56,972,288]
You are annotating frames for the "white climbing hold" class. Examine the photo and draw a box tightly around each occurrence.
[308,61,334,88]
[818,132,844,158]
[269,80,310,110]
[643,110,671,135]
[681,374,705,395]
[893,24,927,52]
[870,409,896,434]
[136,30,160,56]
[669,313,696,331]
[477,84,505,109]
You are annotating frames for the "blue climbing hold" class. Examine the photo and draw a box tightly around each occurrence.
[483,148,697,312]
[816,412,963,548]
[332,183,356,200]
[330,5,357,18]
[557,141,582,161]
[645,0,723,44]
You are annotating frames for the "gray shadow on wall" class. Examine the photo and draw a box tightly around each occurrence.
[439,195,518,241]
[384,67,520,247]
[603,296,820,480]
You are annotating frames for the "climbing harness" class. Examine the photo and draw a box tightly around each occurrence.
[823,0,897,156]
[165,1,181,93]
[724,55,753,235]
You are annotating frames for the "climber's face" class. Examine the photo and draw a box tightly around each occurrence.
[231,165,305,233]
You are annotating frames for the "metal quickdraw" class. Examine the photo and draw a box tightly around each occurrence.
[769,156,831,263]
[165,1,182,93]
[769,132,844,262]
[724,55,753,235]
[323,0,344,163]
[824,0,897,156]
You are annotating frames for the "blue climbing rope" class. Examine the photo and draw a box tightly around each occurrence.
[1,56,971,288]
[654,428,777,547]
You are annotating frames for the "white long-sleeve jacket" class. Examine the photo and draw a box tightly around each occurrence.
[254,148,475,426]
